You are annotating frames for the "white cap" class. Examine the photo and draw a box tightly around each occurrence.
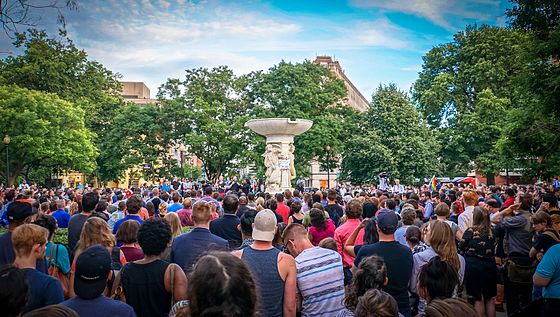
[252,209,277,242]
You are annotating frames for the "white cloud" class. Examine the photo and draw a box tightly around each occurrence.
[400,65,422,72]
[351,0,501,30]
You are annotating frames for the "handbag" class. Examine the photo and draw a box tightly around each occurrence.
[507,259,536,284]
[47,243,70,299]
[112,263,127,301]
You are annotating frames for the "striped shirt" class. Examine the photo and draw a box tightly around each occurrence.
[295,246,345,317]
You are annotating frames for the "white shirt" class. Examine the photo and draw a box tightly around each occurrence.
[458,205,475,233]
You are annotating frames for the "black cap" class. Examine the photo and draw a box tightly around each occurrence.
[376,209,399,233]
[7,200,33,222]
[74,245,111,299]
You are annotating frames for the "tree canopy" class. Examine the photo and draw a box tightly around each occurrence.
[0,85,96,186]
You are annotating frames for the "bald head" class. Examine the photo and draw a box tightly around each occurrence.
[239,196,248,205]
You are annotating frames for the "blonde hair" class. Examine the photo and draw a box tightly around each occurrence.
[164,212,182,238]
[12,224,48,256]
[428,221,460,271]
[159,201,168,215]
[192,201,212,224]
[69,202,79,215]
[76,217,115,256]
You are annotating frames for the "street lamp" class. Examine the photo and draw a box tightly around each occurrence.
[325,145,331,189]
[3,135,10,187]
[178,144,186,177]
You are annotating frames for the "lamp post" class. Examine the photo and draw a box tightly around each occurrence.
[3,135,10,187]
[178,144,186,177]
[325,145,331,189]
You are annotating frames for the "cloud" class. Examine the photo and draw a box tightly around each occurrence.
[400,65,422,72]
[350,0,501,30]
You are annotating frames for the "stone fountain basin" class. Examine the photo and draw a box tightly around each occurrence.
[245,118,313,136]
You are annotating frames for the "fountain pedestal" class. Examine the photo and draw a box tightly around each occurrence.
[245,118,313,194]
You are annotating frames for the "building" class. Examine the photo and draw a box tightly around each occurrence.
[120,81,159,105]
[307,56,369,189]
[314,56,369,112]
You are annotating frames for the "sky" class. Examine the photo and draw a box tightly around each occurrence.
[0,0,512,99]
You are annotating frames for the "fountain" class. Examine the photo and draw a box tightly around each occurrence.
[245,118,313,194]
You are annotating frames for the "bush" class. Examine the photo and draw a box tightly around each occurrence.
[181,226,193,233]
[53,228,68,246]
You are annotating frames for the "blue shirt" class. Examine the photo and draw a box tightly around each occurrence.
[535,244,560,298]
[21,268,64,314]
[46,242,71,274]
[0,201,12,227]
[423,200,434,220]
[171,227,228,273]
[62,295,136,317]
[167,203,183,213]
[113,215,144,234]
[52,209,71,228]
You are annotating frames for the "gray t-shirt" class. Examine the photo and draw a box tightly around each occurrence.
[67,213,89,254]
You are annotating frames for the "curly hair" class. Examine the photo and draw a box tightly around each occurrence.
[137,218,171,256]
[76,217,115,256]
[354,289,398,317]
[309,208,326,230]
[187,252,257,317]
[344,255,387,310]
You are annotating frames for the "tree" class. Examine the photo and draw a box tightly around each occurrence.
[341,85,438,184]
[100,103,174,182]
[0,29,125,180]
[412,25,529,177]
[0,85,96,186]
[502,0,560,178]
[0,0,78,37]
[158,66,254,182]
[246,60,352,178]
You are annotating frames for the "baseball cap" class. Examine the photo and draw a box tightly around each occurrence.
[7,200,33,221]
[252,209,277,242]
[376,209,399,233]
[74,245,111,299]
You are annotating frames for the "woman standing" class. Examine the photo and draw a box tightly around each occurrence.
[116,220,144,262]
[458,206,497,317]
[113,218,187,317]
[308,208,335,246]
[287,200,304,225]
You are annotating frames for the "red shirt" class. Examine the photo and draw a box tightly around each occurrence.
[309,219,335,246]
[276,202,290,223]
[334,219,365,268]
[503,197,515,208]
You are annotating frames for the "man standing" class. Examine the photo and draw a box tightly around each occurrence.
[210,195,242,249]
[61,245,136,317]
[51,199,70,229]
[13,224,64,313]
[167,193,183,213]
[324,189,342,226]
[457,190,477,240]
[68,192,99,254]
[353,210,413,317]
[232,209,297,317]
[235,196,255,218]
[276,193,290,223]
[392,179,405,194]
[112,195,144,234]
[172,201,228,273]
[200,186,223,215]
[283,223,345,316]
[0,201,47,273]
[421,191,434,222]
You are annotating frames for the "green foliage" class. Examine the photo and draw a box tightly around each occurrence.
[341,85,438,184]
[100,103,174,181]
[0,85,97,186]
[181,226,193,233]
[246,61,351,177]
[53,228,68,246]
[412,25,529,176]
[502,0,560,178]
[159,66,254,182]
[0,29,125,181]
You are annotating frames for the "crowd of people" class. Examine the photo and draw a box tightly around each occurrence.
[1,177,560,317]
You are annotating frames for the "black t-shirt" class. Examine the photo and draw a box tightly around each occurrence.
[354,241,413,316]
[533,229,560,255]
[324,204,342,226]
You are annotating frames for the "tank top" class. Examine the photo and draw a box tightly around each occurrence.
[290,215,303,225]
[242,247,284,317]
[122,260,171,317]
